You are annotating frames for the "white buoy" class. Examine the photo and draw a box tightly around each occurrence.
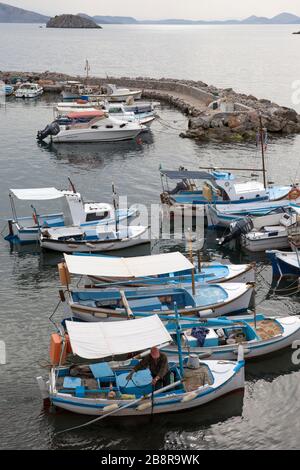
[36,376,49,400]
[103,404,119,413]
[181,392,197,403]
[237,344,244,362]
[136,401,152,411]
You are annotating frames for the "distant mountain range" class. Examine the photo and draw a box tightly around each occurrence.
[0,2,49,23]
[1,2,300,25]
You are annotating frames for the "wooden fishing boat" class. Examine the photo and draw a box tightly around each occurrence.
[64,281,254,321]
[63,252,255,286]
[36,315,245,417]
[40,224,149,253]
[163,314,300,361]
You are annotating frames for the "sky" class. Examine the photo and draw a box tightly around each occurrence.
[5,0,300,20]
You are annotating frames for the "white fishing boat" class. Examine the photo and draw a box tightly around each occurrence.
[40,224,149,253]
[36,315,245,418]
[219,209,299,252]
[15,82,43,98]
[89,84,143,102]
[5,186,138,244]
[63,252,255,287]
[50,114,144,143]
[163,314,300,361]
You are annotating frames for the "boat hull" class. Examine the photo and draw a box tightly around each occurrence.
[48,360,244,416]
[52,127,142,143]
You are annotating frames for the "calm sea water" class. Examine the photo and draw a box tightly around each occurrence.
[0,24,300,450]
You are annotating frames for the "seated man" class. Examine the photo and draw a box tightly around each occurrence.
[126,347,170,390]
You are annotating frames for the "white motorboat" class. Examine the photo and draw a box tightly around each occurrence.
[50,114,144,143]
[15,82,43,98]
[219,209,299,252]
[39,224,149,253]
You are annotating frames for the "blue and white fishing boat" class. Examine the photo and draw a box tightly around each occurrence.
[63,281,254,321]
[160,168,292,214]
[5,186,138,244]
[267,250,300,277]
[63,252,255,286]
[37,315,245,417]
[163,314,300,361]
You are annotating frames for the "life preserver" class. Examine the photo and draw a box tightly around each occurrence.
[288,188,300,200]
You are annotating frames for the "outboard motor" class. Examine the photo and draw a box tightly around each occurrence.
[37,121,60,141]
[218,217,254,246]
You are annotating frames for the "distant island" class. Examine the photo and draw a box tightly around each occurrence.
[47,14,101,29]
[1,2,300,25]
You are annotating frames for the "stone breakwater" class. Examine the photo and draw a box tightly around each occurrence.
[2,71,300,142]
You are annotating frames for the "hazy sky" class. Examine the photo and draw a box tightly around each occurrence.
[6,0,300,20]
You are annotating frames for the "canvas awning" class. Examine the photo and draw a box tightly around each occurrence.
[160,170,215,181]
[9,188,64,201]
[66,315,172,359]
[64,252,194,278]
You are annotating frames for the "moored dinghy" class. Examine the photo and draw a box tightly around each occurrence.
[63,252,255,286]
[37,315,245,417]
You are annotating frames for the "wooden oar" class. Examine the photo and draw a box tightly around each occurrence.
[56,379,182,435]
[120,290,134,319]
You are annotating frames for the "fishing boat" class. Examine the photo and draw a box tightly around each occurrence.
[36,315,245,417]
[61,81,86,100]
[4,84,14,96]
[54,100,158,116]
[206,201,293,228]
[160,168,292,215]
[39,224,149,253]
[106,103,155,126]
[163,314,300,361]
[63,252,255,287]
[63,280,254,321]
[38,113,144,143]
[15,82,43,98]
[86,84,143,102]
[266,250,300,277]
[219,208,299,252]
[5,186,138,244]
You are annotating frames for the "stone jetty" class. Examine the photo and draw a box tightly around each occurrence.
[2,70,300,142]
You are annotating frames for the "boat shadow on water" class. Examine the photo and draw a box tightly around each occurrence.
[43,390,244,450]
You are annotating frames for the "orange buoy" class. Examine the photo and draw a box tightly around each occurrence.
[49,333,67,365]
[288,187,300,200]
[58,262,71,287]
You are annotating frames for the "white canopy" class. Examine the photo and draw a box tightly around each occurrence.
[64,252,194,278]
[9,187,64,201]
[66,315,172,359]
